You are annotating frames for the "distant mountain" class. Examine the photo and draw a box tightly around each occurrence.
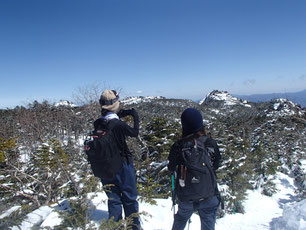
[199,90,251,108]
[233,89,306,107]
[121,96,165,105]
[54,100,77,108]
[1,90,305,229]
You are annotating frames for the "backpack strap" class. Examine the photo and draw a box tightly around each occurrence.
[106,118,119,131]
[198,135,208,147]
[181,138,207,174]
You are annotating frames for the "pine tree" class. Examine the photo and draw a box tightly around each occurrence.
[0,137,17,166]
[1,138,78,213]
[137,174,167,205]
[248,141,280,196]
[54,174,99,230]
[143,117,179,160]
[218,134,253,213]
[0,137,24,204]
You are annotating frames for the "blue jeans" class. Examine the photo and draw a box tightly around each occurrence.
[101,161,140,230]
[172,196,219,230]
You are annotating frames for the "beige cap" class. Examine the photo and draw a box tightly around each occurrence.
[99,89,120,113]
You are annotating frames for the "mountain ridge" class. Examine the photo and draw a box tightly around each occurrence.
[233,89,306,107]
[0,89,305,229]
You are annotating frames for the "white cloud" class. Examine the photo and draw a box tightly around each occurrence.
[243,79,256,86]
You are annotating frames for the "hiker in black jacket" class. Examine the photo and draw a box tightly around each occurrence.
[95,89,140,230]
[168,108,221,230]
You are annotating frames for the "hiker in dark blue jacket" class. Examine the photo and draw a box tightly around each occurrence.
[95,89,141,230]
[168,108,221,230]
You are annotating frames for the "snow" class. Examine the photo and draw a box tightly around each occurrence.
[54,100,77,107]
[0,206,20,219]
[11,206,53,230]
[200,91,252,107]
[121,96,164,105]
[211,109,221,114]
[301,160,306,172]
[269,98,305,117]
[271,199,306,230]
[4,172,305,230]
[41,211,62,228]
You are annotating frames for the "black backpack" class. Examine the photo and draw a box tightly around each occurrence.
[84,119,122,179]
[176,136,217,202]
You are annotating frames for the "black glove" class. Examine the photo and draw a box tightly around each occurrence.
[118,109,130,118]
[118,108,137,118]
[129,108,137,117]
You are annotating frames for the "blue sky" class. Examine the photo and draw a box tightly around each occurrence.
[1,0,305,108]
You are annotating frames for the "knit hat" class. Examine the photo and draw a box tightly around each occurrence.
[181,108,204,136]
[99,89,120,113]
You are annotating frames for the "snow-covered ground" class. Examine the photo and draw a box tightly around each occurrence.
[4,173,306,230]
[216,173,306,230]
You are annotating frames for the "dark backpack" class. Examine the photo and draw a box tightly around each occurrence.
[176,136,217,202]
[84,119,122,179]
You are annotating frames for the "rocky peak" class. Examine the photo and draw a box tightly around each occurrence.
[200,90,251,108]
[267,98,305,117]
[54,100,77,108]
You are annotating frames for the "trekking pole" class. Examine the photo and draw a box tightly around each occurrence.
[171,172,176,217]
[233,201,239,214]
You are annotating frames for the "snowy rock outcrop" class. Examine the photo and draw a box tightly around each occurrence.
[200,90,251,108]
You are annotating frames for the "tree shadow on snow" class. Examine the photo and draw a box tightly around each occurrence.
[269,178,299,230]
[279,178,295,189]
[55,200,70,211]
[89,208,109,222]
[278,194,299,209]
[277,177,298,208]
[270,216,287,230]
[55,199,109,222]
